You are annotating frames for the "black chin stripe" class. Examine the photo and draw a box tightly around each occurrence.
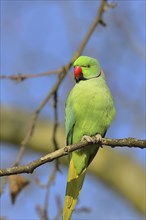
[75,70,101,83]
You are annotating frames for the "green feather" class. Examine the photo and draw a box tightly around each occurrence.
[63,56,116,220]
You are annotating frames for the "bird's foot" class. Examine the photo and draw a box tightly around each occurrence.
[81,134,102,144]
[93,134,102,147]
[81,135,94,143]
[95,134,102,142]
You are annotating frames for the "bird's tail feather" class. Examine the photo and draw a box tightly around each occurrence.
[62,159,86,220]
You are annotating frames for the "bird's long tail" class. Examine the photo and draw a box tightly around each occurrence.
[62,158,86,220]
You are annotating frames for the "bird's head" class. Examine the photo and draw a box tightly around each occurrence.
[73,56,102,82]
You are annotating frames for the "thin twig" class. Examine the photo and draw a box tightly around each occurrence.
[70,0,108,64]
[12,72,65,167]
[52,91,59,151]
[0,69,62,82]
[39,90,59,220]
[52,90,60,172]
[36,167,57,220]
[53,195,63,220]
[0,137,145,177]
[44,167,57,220]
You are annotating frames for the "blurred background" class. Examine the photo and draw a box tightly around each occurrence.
[0,0,145,220]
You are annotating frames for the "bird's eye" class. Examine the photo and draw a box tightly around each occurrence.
[87,65,90,68]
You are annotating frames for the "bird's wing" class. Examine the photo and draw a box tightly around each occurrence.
[65,94,76,145]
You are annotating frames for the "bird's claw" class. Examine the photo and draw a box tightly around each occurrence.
[81,135,94,143]
[81,134,102,144]
[95,134,102,142]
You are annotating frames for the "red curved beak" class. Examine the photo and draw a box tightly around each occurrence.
[74,66,82,79]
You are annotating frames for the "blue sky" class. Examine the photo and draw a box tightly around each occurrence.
[1,1,145,219]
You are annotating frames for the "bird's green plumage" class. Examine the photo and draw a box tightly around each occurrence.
[63,56,116,220]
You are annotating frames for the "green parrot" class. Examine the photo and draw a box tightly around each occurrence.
[62,56,116,220]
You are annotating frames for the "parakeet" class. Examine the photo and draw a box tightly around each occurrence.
[62,56,116,220]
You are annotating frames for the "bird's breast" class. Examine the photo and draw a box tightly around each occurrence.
[69,78,115,140]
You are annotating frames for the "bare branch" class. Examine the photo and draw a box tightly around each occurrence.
[12,73,65,167]
[52,91,59,151]
[0,137,145,177]
[36,167,57,220]
[102,137,146,148]
[0,0,108,82]
[37,91,60,219]
[0,69,62,82]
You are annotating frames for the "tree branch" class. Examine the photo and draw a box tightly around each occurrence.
[0,69,62,81]
[0,0,108,82]
[0,137,145,177]
[13,72,65,166]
